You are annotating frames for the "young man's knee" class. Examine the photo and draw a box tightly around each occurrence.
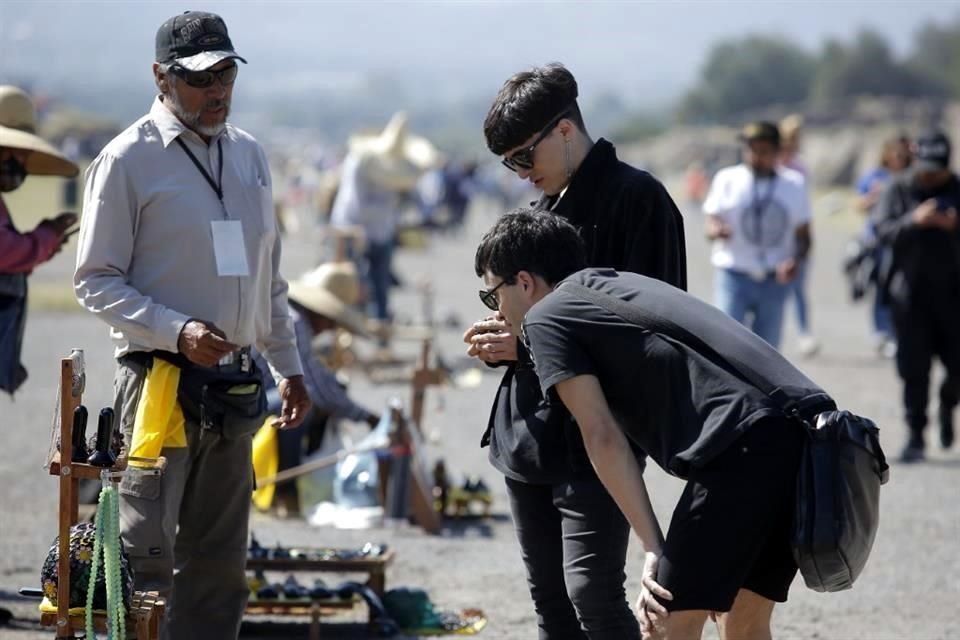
[715,615,773,640]
[658,610,709,640]
[714,589,775,640]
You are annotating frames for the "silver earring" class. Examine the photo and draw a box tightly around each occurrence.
[564,139,572,178]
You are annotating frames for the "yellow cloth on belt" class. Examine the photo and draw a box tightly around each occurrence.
[128,359,187,468]
[251,418,280,511]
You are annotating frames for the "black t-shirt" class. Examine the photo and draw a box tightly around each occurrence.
[521,268,832,477]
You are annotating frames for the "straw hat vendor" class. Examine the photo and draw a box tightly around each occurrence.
[0,85,79,393]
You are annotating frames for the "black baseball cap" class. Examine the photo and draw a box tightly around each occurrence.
[155,11,247,71]
[738,121,781,147]
[914,130,951,173]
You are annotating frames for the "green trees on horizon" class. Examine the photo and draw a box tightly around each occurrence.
[679,17,960,123]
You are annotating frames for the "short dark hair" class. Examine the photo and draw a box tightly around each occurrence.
[483,63,587,155]
[475,209,587,286]
[739,121,781,148]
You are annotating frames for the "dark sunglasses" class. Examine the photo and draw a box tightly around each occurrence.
[501,110,570,172]
[479,279,511,311]
[170,63,238,89]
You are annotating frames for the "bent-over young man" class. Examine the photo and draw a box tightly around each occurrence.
[475,210,838,640]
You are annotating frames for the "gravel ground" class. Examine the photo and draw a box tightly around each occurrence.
[1,191,958,639]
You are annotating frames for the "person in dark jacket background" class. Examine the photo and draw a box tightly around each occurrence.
[872,130,960,462]
[463,63,686,640]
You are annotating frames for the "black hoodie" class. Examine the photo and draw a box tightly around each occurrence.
[481,138,687,484]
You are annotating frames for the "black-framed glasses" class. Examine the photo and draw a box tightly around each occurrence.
[479,279,511,311]
[170,63,238,89]
[501,109,571,172]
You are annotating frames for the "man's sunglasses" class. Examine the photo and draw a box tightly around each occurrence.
[501,110,570,173]
[479,279,511,311]
[170,63,238,89]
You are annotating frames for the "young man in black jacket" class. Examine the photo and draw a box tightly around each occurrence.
[463,63,686,639]
[872,130,960,462]
[474,209,834,640]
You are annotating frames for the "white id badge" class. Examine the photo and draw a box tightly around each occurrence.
[211,220,250,277]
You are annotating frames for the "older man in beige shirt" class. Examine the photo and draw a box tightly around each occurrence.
[74,11,309,640]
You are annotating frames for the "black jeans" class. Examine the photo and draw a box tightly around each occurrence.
[506,474,639,640]
[892,286,960,441]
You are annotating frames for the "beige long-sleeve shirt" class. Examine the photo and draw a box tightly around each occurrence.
[74,97,302,379]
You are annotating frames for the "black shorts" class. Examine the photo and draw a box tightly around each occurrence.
[656,418,804,612]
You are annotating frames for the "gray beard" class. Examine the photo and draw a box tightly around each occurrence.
[167,90,230,138]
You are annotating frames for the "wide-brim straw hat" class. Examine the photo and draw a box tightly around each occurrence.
[287,262,369,337]
[348,112,441,172]
[0,86,78,178]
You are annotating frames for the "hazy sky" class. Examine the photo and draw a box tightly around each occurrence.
[1,0,956,107]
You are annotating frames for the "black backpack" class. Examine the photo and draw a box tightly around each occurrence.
[561,281,890,593]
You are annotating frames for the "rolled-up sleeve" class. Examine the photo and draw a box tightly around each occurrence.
[73,152,190,352]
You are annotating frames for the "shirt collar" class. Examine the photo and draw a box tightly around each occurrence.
[150,96,224,148]
[550,138,617,222]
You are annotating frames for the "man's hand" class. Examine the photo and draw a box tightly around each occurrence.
[776,258,799,284]
[636,551,673,639]
[938,208,959,232]
[930,207,958,232]
[272,375,311,430]
[913,199,958,232]
[912,199,940,227]
[462,314,518,363]
[177,319,240,367]
[705,215,732,241]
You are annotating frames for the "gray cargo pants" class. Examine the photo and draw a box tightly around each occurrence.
[114,358,252,640]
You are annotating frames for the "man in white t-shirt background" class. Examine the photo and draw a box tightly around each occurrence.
[703,121,812,350]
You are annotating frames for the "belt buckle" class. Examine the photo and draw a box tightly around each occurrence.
[748,269,768,282]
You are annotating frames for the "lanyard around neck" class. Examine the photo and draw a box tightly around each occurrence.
[751,174,777,217]
[745,174,780,267]
[750,175,778,240]
[176,137,224,201]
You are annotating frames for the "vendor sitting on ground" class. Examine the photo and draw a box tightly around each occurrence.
[254,261,380,515]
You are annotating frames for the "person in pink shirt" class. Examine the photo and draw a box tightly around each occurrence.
[0,85,79,392]
[0,194,74,272]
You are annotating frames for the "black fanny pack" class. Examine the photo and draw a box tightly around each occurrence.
[127,349,267,440]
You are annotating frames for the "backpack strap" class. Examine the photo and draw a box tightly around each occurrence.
[558,281,827,418]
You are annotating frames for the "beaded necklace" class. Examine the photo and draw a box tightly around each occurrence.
[84,476,126,639]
